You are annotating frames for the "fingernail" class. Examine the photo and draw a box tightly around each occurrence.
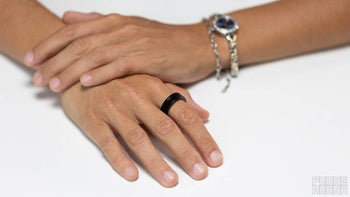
[192,163,205,177]
[33,72,43,85]
[50,77,61,91]
[81,74,92,85]
[209,151,223,164]
[163,170,176,183]
[24,50,34,66]
[124,166,136,180]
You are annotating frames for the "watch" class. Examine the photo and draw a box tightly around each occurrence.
[212,14,239,77]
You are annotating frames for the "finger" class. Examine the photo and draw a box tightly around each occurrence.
[80,57,138,87]
[79,48,145,87]
[48,46,114,92]
[135,96,208,180]
[165,83,210,122]
[24,14,124,67]
[63,11,102,24]
[32,35,96,87]
[85,121,138,181]
[33,29,129,89]
[106,112,178,187]
[44,37,124,92]
[167,101,223,168]
[49,40,137,92]
[75,26,172,86]
[34,23,138,89]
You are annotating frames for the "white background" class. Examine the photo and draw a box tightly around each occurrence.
[0,0,349,196]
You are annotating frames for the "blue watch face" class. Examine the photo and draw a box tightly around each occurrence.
[213,15,238,35]
[216,17,236,30]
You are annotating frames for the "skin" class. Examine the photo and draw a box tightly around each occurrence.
[23,0,350,92]
[0,0,224,187]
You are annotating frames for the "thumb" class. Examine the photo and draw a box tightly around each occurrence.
[63,11,102,24]
[165,84,210,122]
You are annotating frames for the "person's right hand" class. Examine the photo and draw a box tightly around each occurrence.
[59,74,223,187]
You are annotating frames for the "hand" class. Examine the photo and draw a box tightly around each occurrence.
[24,11,215,92]
[60,74,223,187]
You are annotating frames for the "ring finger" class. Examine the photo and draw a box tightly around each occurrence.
[136,94,209,180]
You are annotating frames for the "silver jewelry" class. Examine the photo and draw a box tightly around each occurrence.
[212,14,239,78]
[204,15,239,92]
[203,18,223,80]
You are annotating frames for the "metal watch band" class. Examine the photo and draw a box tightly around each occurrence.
[212,14,239,78]
[227,33,239,77]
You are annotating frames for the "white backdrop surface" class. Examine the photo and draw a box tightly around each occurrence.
[0,1,349,197]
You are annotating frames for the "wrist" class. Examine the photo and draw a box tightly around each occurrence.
[194,22,219,74]
[215,32,231,69]
[179,22,219,78]
[188,22,230,75]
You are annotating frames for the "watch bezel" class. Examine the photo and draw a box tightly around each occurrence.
[213,15,239,36]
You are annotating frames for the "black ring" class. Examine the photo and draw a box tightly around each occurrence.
[160,92,187,115]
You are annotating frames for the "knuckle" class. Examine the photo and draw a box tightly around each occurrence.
[82,112,103,131]
[149,77,165,89]
[198,136,213,148]
[179,107,199,125]
[139,74,161,84]
[115,81,144,104]
[61,25,76,39]
[126,129,147,147]
[90,47,107,64]
[178,149,194,161]
[98,136,117,152]
[123,24,140,33]
[106,13,121,21]
[109,155,124,169]
[148,156,163,171]
[84,108,101,123]
[114,58,131,75]
[156,117,177,136]
[138,36,152,44]
[103,97,123,115]
[71,38,89,56]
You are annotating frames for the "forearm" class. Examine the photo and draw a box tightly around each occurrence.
[10,0,350,89]
[0,0,64,62]
[219,0,350,66]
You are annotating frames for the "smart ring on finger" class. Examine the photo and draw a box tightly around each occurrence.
[160,93,187,115]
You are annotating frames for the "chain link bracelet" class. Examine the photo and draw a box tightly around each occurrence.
[203,18,223,80]
[204,14,239,92]
[203,18,234,93]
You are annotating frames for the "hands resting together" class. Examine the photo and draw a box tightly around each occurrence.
[24,12,223,187]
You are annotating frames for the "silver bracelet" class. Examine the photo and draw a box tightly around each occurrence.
[204,15,239,92]
[204,18,233,92]
[203,18,223,80]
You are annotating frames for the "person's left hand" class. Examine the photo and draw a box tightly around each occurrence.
[24,11,216,92]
